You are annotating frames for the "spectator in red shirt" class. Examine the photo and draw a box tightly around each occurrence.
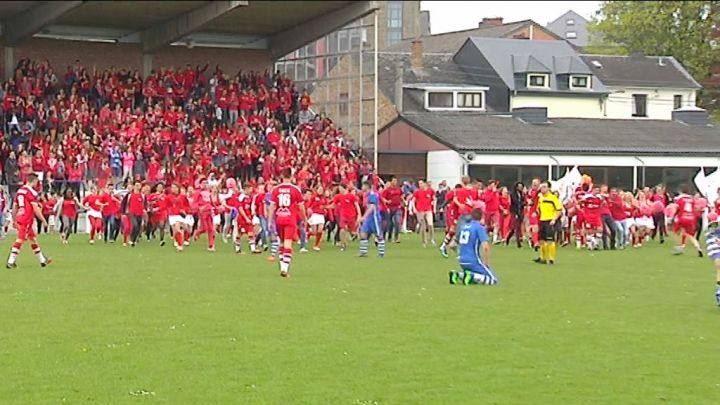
[412,180,436,247]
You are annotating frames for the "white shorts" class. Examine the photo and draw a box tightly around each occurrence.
[87,209,102,219]
[252,216,261,226]
[635,216,655,229]
[213,215,221,226]
[169,215,185,227]
[308,213,325,226]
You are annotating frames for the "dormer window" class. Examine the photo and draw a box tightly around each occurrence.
[527,74,549,88]
[427,92,453,108]
[420,86,487,111]
[570,75,590,89]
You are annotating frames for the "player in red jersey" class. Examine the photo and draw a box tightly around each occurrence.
[579,188,604,250]
[439,184,461,258]
[82,185,106,244]
[453,176,476,231]
[167,183,191,252]
[332,183,361,251]
[147,183,169,246]
[268,168,306,277]
[231,183,256,254]
[252,183,269,250]
[7,174,51,268]
[193,178,218,251]
[307,185,329,251]
[526,178,542,249]
[672,185,703,257]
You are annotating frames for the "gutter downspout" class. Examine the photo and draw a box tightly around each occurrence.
[549,155,560,180]
[634,156,646,190]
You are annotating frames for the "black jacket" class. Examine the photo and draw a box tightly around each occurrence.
[510,188,525,216]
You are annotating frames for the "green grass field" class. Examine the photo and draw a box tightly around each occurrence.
[1,234,718,404]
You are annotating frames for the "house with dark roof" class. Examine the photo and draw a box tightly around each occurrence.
[580,54,701,120]
[454,37,608,118]
[546,10,590,47]
[376,38,718,191]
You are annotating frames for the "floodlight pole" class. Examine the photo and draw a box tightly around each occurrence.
[359,35,363,150]
[373,10,379,173]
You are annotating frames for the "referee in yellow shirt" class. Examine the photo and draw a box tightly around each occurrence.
[534,182,563,265]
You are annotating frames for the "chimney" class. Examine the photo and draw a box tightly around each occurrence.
[394,61,404,112]
[479,17,504,28]
[411,39,423,71]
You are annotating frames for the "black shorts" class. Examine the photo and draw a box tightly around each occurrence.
[539,220,555,241]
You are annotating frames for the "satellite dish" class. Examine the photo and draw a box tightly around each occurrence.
[464,152,476,162]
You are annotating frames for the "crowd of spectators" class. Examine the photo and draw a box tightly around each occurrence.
[0,58,373,206]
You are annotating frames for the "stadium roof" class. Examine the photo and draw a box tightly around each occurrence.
[392,112,720,155]
[0,1,377,58]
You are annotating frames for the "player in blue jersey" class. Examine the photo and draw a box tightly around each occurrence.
[359,182,385,258]
[448,208,498,286]
[705,212,720,307]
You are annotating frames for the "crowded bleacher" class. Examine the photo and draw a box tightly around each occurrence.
[0,58,373,204]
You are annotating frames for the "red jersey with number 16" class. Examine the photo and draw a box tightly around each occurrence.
[271,183,304,225]
[15,185,38,226]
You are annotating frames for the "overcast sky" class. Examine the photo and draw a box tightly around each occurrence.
[421,1,601,34]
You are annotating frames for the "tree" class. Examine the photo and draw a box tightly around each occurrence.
[589,1,718,79]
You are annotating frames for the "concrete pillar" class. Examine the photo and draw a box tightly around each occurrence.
[143,53,154,77]
[4,46,15,81]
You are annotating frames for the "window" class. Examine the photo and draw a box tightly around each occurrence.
[387,1,403,46]
[388,1,403,28]
[527,74,548,88]
[632,94,647,117]
[566,31,577,39]
[456,92,483,109]
[570,75,590,89]
[674,94,682,109]
[388,31,402,45]
[427,92,453,108]
[566,18,575,25]
[339,92,349,116]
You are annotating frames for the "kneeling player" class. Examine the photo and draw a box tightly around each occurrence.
[449,208,497,285]
[358,182,385,258]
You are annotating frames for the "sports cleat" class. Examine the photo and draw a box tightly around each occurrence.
[280,271,289,278]
[89,240,95,245]
[715,287,720,308]
[312,246,321,252]
[41,258,53,267]
[548,260,555,265]
[698,250,704,258]
[448,271,458,285]
[440,245,449,258]
[183,241,190,247]
[462,271,473,286]
[299,247,309,253]
[207,247,216,252]
[533,258,547,265]
[160,240,166,247]
[6,262,17,269]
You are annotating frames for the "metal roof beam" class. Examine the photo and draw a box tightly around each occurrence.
[2,1,84,45]
[142,0,247,53]
[269,1,378,59]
